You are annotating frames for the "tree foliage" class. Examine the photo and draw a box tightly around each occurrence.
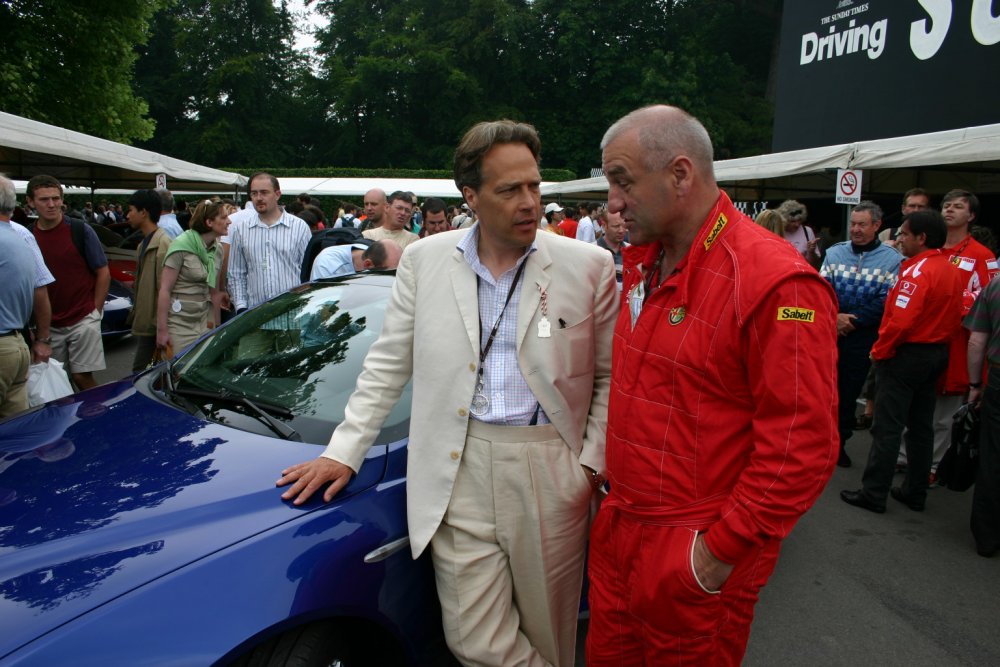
[0,0,164,143]
[306,0,780,174]
[134,0,311,166]
[2,0,782,175]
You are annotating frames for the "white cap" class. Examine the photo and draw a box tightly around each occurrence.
[544,202,564,214]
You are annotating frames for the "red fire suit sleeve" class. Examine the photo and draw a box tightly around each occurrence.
[703,275,839,566]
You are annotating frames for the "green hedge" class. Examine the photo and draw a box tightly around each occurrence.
[223,166,579,182]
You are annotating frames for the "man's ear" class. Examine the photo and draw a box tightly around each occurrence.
[462,186,478,213]
[669,156,695,194]
[362,258,374,269]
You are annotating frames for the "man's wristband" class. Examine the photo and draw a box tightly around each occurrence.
[970,382,983,389]
[36,337,52,344]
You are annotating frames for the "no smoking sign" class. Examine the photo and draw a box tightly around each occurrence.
[835,169,862,204]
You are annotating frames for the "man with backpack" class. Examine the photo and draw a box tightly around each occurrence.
[334,203,361,229]
[26,175,110,390]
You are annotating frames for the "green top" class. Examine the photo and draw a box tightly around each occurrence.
[164,229,217,287]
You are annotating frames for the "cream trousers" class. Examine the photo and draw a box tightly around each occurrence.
[430,420,592,667]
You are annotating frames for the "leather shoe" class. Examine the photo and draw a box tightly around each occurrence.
[840,489,885,513]
[837,448,852,468]
[890,487,925,511]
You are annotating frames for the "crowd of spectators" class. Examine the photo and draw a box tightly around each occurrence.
[2,169,998,565]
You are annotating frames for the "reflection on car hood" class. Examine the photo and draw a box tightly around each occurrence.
[0,380,386,658]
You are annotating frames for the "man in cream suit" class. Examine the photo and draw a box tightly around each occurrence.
[278,120,618,667]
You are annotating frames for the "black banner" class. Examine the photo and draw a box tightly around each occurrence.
[773,1,1000,152]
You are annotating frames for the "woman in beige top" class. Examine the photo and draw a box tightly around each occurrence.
[156,199,230,351]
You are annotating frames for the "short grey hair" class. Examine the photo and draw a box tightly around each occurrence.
[156,187,174,212]
[852,200,883,223]
[0,175,16,215]
[601,105,714,174]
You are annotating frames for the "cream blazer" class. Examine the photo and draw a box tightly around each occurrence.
[321,228,618,557]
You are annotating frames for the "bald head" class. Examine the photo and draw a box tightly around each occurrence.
[363,188,388,227]
[601,105,720,246]
[601,105,714,177]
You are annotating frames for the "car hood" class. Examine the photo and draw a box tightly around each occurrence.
[0,379,386,658]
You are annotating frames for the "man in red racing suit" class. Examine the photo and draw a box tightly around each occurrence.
[588,105,839,666]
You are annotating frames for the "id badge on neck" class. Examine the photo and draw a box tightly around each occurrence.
[628,281,644,330]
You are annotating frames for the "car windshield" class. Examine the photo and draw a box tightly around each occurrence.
[167,278,410,445]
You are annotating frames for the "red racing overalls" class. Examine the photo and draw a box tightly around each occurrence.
[587,193,839,666]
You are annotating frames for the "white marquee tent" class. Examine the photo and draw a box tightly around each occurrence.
[540,123,1000,202]
[0,111,247,192]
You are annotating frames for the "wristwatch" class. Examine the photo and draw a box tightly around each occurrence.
[583,465,607,491]
[36,337,52,344]
[970,382,983,389]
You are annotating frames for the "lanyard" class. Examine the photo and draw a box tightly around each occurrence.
[643,247,666,304]
[477,258,528,378]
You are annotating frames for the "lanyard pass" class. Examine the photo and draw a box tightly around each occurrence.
[537,317,551,338]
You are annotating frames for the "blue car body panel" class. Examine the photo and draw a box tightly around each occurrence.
[0,379,438,665]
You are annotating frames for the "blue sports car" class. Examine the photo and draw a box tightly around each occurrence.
[0,273,456,666]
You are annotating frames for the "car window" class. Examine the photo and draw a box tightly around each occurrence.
[171,280,411,445]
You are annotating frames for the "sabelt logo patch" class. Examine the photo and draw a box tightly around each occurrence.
[777,307,815,323]
[899,280,917,296]
[703,213,728,250]
[895,295,911,309]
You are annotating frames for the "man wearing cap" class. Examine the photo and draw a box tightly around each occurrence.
[543,202,564,233]
[309,240,403,280]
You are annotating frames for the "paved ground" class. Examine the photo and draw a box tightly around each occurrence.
[99,336,999,666]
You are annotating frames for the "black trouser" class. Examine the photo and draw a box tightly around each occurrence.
[972,368,1000,553]
[132,335,158,373]
[837,328,878,447]
[861,343,948,506]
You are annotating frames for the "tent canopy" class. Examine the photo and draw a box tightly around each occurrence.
[540,123,1000,202]
[0,111,247,192]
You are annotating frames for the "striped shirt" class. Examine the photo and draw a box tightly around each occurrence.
[228,210,311,310]
[457,224,548,426]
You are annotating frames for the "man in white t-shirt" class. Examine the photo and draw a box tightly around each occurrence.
[363,191,419,249]
[576,201,600,244]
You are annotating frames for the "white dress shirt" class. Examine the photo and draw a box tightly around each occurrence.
[457,225,549,426]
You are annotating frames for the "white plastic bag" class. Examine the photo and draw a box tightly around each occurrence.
[27,359,74,406]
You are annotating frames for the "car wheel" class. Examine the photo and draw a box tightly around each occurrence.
[236,621,356,667]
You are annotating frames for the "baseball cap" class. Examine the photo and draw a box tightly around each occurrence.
[544,202,564,214]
